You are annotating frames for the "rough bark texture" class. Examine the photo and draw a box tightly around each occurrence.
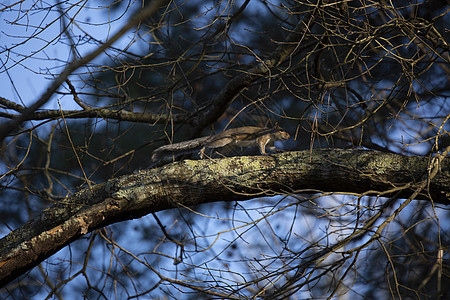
[0,149,448,286]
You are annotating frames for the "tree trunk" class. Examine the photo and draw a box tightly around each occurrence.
[0,149,448,286]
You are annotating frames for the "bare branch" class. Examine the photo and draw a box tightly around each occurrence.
[1,149,448,286]
[0,0,170,142]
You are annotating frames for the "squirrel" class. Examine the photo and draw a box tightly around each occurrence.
[151,123,290,166]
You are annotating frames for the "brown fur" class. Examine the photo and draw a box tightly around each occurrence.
[151,123,290,164]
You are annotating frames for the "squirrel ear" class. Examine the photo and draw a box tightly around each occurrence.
[274,122,280,129]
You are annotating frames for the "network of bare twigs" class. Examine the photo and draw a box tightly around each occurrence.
[0,0,448,299]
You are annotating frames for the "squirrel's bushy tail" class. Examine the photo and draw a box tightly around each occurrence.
[151,136,211,166]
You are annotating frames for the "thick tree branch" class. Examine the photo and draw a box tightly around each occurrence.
[0,107,167,123]
[0,149,448,287]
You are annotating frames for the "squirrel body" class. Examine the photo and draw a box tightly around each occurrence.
[151,123,290,165]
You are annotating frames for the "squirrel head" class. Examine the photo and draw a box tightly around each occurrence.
[273,122,290,140]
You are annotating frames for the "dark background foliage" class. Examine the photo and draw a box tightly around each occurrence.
[0,0,449,298]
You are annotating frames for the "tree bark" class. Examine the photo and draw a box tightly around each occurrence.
[0,149,448,287]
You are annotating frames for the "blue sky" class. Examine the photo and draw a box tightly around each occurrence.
[0,1,136,110]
